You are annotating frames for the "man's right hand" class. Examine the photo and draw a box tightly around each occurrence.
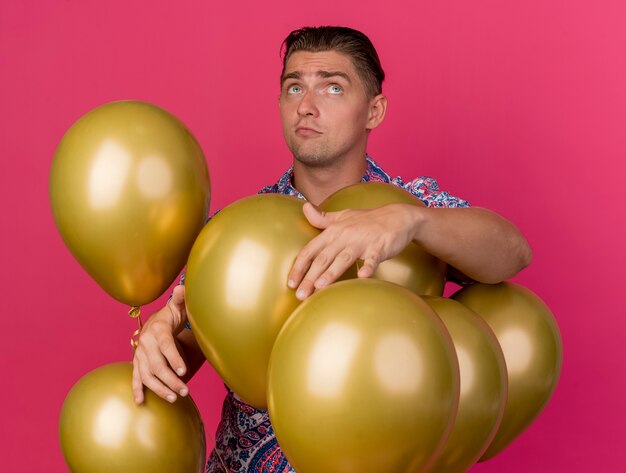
[132,285,190,404]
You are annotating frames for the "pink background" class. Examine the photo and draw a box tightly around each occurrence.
[2,0,624,471]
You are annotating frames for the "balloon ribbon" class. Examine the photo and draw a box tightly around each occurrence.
[129,306,143,350]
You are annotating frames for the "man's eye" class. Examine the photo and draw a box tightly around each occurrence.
[287,85,302,94]
[328,85,343,94]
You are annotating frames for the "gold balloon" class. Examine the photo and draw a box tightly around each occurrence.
[50,101,210,307]
[452,282,562,460]
[59,362,206,473]
[320,182,447,296]
[267,279,460,473]
[423,297,508,473]
[185,194,319,409]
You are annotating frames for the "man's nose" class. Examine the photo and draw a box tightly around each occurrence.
[297,91,319,117]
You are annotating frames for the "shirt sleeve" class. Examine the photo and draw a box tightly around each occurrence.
[403,176,470,208]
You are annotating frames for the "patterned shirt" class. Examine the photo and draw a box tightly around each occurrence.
[205,155,469,472]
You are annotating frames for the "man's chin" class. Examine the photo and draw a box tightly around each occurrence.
[293,153,334,168]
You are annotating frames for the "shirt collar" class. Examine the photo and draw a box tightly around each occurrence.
[274,154,392,199]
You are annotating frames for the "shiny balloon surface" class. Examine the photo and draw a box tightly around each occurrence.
[50,100,210,306]
[321,182,447,296]
[452,282,562,460]
[185,194,319,409]
[424,296,508,473]
[59,362,206,473]
[268,279,460,473]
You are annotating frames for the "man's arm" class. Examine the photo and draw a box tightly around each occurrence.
[288,203,532,300]
[132,285,206,404]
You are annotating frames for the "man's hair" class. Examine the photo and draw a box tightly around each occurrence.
[281,26,385,98]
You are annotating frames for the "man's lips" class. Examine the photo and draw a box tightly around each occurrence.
[295,126,322,137]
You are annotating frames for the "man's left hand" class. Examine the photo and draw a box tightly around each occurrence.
[288,202,421,300]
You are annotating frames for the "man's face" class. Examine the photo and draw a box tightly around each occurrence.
[279,50,378,168]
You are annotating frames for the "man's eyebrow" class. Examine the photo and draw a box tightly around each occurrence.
[318,70,351,83]
[281,70,352,86]
[281,71,301,85]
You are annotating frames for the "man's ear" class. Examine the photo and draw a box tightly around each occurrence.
[366,94,387,130]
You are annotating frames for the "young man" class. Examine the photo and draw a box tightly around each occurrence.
[132,26,531,472]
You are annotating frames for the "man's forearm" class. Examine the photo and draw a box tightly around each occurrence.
[411,206,532,284]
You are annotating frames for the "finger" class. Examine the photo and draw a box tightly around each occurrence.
[302,203,331,229]
[295,278,315,300]
[132,358,145,405]
[288,235,328,289]
[167,286,187,329]
[297,246,344,299]
[142,371,180,403]
[357,254,380,278]
[138,355,188,403]
[153,361,189,398]
[160,336,188,379]
[135,336,189,400]
[134,347,180,402]
[171,284,186,307]
[314,249,357,289]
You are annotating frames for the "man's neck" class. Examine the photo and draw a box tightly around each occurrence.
[292,154,368,206]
